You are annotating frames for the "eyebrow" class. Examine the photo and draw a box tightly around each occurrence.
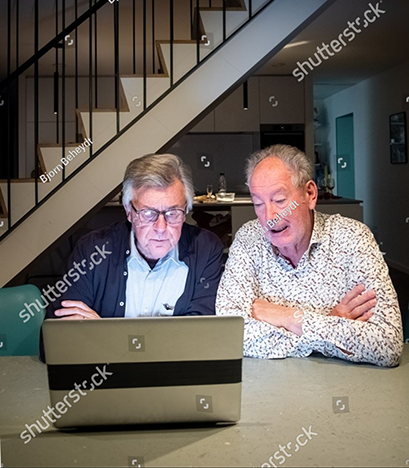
[250,188,288,199]
[137,204,184,210]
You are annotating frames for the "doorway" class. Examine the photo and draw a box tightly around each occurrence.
[336,114,355,198]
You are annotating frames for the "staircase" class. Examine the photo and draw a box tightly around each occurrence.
[0,0,335,287]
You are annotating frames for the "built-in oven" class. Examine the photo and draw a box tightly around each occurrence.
[260,124,305,152]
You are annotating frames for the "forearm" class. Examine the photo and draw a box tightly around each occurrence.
[243,318,303,359]
[300,308,403,367]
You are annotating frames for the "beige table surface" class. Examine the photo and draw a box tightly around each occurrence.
[0,346,408,467]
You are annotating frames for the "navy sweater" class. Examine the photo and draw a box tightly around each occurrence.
[45,221,224,318]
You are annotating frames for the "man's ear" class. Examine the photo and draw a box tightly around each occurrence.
[125,206,133,224]
[305,180,318,210]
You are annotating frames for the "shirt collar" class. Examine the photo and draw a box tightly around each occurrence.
[128,232,180,269]
[309,210,326,247]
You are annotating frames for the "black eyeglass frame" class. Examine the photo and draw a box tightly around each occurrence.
[130,203,187,225]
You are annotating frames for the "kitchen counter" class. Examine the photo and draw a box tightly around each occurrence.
[191,196,364,237]
[193,196,362,207]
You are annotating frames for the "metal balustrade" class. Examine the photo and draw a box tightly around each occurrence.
[0,0,273,241]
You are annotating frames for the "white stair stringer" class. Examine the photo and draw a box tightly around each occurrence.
[0,0,335,286]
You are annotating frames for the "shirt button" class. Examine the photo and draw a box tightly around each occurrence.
[119,301,124,306]
[126,250,130,254]
[123,271,127,276]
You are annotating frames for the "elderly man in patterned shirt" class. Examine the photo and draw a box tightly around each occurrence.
[216,144,403,367]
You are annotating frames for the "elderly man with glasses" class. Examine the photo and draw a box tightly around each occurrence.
[45,153,223,320]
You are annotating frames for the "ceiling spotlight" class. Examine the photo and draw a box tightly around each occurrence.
[284,41,310,49]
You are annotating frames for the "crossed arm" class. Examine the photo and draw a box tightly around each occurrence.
[216,229,403,367]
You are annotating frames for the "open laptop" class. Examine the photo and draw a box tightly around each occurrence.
[42,316,244,428]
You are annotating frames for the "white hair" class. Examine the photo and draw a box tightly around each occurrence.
[245,144,313,189]
[122,153,194,212]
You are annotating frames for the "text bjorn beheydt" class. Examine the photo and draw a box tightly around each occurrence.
[40,138,93,183]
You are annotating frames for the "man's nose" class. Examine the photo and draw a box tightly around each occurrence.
[154,213,168,230]
[265,203,279,222]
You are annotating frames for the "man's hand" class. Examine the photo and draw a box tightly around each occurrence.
[330,284,376,322]
[252,299,302,336]
[54,300,101,320]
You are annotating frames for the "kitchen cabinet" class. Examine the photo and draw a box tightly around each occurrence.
[190,76,306,133]
[259,76,304,124]
[214,77,260,132]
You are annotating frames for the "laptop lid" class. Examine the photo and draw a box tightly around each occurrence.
[42,316,244,428]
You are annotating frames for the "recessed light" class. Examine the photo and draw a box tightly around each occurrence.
[284,41,310,49]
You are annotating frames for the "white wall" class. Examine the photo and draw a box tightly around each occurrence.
[321,58,409,274]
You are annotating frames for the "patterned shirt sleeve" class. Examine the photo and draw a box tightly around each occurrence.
[216,213,403,367]
[299,222,403,367]
[216,224,301,359]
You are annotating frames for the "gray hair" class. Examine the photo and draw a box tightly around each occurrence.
[122,153,194,212]
[245,144,313,190]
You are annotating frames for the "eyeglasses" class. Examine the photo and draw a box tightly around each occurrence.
[131,204,186,225]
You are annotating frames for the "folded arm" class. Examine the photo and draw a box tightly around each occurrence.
[296,228,403,367]
[216,235,301,358]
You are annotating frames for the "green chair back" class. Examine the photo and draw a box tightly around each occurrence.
[0,285,46,356]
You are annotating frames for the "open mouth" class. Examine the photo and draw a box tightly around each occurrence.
[271,225,288,234]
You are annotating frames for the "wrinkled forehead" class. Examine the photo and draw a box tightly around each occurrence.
[250,158,296,194]
[132,180,186,209]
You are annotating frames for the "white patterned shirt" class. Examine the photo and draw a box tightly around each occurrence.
[216,210,403,367]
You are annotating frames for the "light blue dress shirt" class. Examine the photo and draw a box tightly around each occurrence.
[124,233,189,317]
